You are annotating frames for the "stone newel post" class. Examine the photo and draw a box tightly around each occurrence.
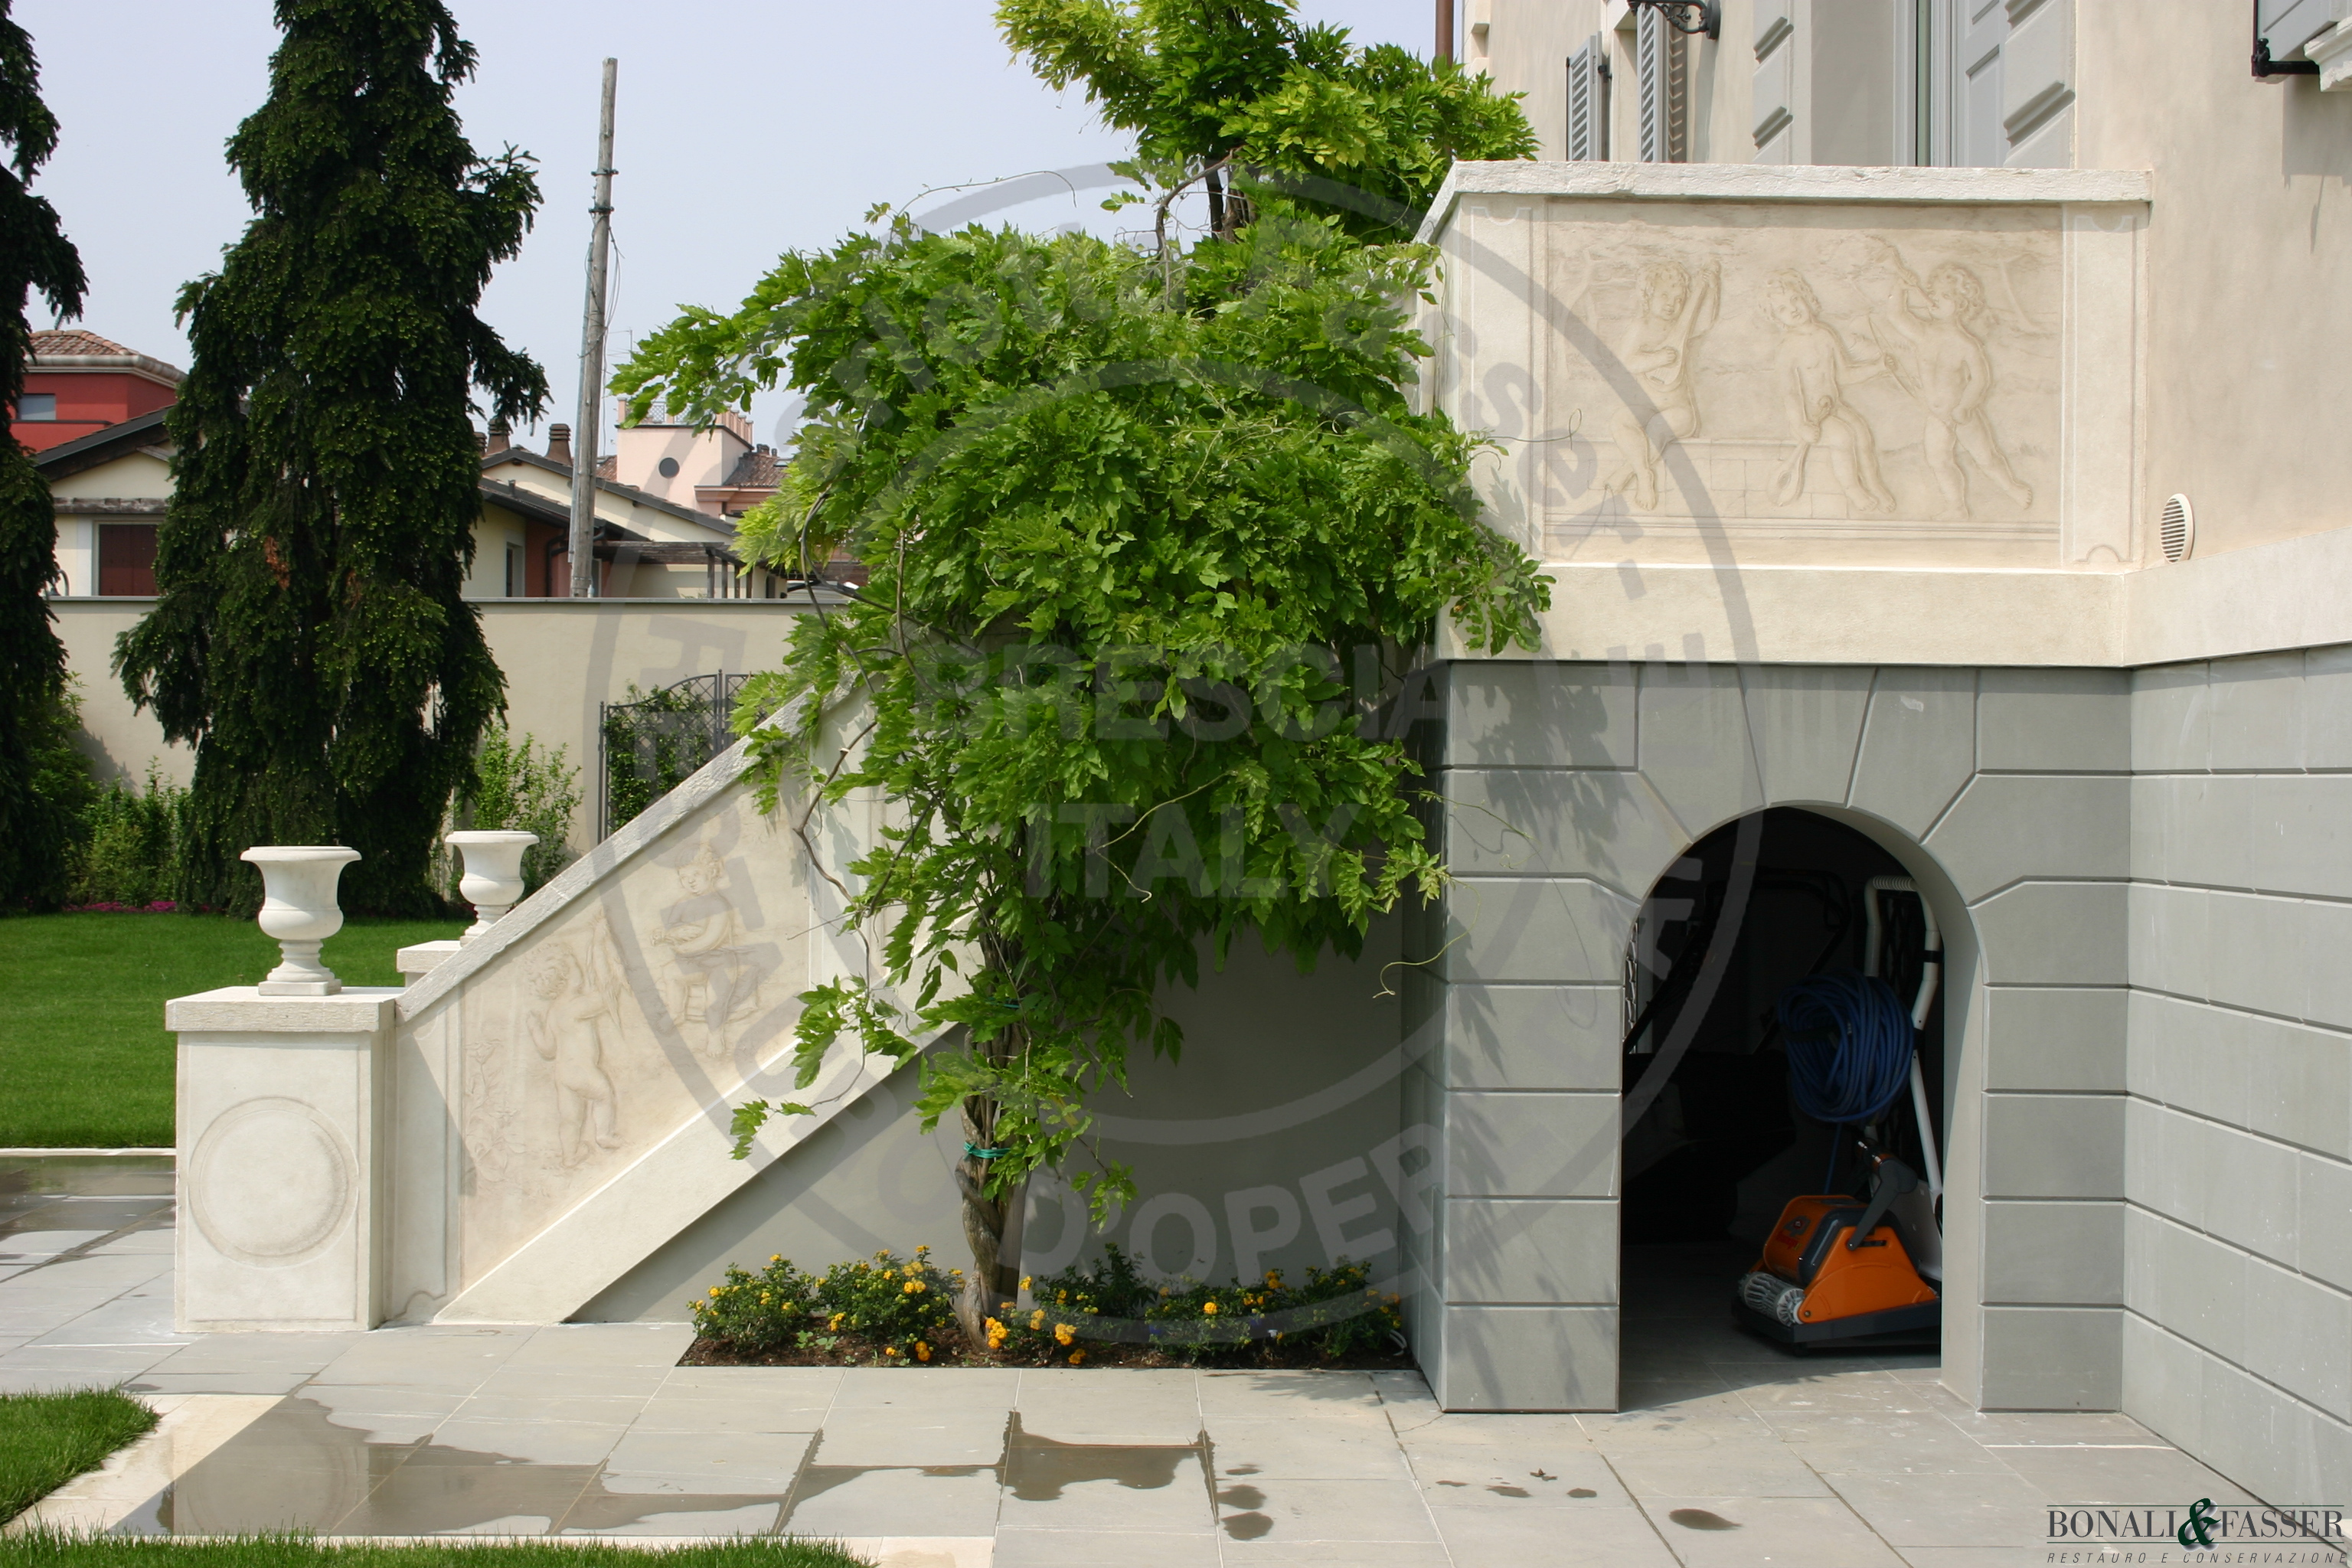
[172,845,394,1332]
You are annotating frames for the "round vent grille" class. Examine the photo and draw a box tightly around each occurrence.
[2160,493,2195,563]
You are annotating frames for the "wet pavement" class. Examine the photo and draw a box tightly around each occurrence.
[1,1155,2332,1566]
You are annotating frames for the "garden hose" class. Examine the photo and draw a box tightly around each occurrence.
[1777,972,1916,1187]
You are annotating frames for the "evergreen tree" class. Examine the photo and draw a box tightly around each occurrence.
[117,0,546,914]
[0,2,89,912]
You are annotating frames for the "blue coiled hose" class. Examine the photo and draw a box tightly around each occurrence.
[1778,972,1916,1187]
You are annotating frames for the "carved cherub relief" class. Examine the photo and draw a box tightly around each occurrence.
[524,910,626,1168]
[1851,240,2034,521]
[648,835,770,1059]
[1762,269,1895,514]
[1603,256,1721,511]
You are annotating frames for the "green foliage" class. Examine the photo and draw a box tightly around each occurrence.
[69,766,188,910]
[985,1248,1403,1364]
[0,1388,154,1522]
[691,1247,959,1364]
[457,727,578,893]
[115,0,547,917]
[0,0,87,913]
[616,2,1545,1301]
[689,1243,1402,1367]
[599,681,724,835]
[999,0,1534,240]
[626,212,1547,1222]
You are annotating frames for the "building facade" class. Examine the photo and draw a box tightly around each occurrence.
[1400,0,2352,1512]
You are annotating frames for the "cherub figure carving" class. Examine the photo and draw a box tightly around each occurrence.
[1604,256,1721,511]
[1858,246,2033,520]
[1763,270,1895,514]
[650,838,766,1058]
[524,913,625,1168]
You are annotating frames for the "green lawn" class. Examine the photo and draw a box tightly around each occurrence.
[0,1542,866,1566]
[0,1390,157,1524]
[0,913,464,1148]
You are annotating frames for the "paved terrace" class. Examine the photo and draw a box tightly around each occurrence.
[1,1155,2329,1566]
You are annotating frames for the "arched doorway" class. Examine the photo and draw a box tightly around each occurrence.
[1618,806,1954,1397]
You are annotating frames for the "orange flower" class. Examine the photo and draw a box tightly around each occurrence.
[1201,1301,1219,1316]
[1067,1351,1086,1366]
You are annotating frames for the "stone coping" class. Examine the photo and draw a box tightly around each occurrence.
[1416,159,2153,242]
[165,986,400,1033]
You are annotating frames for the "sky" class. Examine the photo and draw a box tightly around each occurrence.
[20,1,1442,449]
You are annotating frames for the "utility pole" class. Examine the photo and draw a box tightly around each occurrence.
[1436,0,1454,63]
[567,57,617,599]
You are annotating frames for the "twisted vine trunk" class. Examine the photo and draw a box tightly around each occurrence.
[955,1098,1027,1342]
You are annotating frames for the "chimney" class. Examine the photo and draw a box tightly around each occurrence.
[485,419,511,455]
[546,423,573,466]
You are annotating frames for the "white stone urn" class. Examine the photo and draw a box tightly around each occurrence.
[240,846,362,996]
[446,830,537,941]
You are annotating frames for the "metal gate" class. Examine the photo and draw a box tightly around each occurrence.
[597,671,753,839]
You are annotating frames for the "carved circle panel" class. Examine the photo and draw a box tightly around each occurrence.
[186,1097,357,1267]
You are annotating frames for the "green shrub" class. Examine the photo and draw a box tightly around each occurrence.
[66,766,187,910]
[453,727,580,894]
[692,1247,959,1364]
[691,1243,1402,1367]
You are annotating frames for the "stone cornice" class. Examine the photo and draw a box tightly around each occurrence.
[1416,161,2152,243]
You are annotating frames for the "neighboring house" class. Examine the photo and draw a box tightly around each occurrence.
[31,339,807,842]
[11,328,181,455]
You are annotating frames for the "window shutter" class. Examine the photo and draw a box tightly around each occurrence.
[1637,5,1669,162]
[1566,34,1609,159]
[1753,0,1796,161]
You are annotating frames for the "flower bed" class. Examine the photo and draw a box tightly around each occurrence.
[684,1246,1410,1370]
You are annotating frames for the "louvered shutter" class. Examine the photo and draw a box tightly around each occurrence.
[1566,34,1608,159]
[1636,5,1670,162]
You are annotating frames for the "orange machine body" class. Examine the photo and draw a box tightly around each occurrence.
[1756,1195,1939,1325]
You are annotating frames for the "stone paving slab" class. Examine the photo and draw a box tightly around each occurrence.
[0,1164,2334,1567]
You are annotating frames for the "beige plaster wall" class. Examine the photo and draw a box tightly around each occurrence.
[51,597,810,849]
[2078,5,2352,560]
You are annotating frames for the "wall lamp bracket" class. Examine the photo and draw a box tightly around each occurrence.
[1626,1,1720,43]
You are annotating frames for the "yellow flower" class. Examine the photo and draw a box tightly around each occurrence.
[951,1268,965,1278]
[884,1345,898,1357]
[1067,1351,1086,1366]
[903,1280,923,1295]
[916,1245,930,1256]
[1264,1270,1282,1288]
[1056,1289,1068,1303]
[880,1268,895,1280]
[1202,1301,1219,1316]
[708,1287,722,1298]
[1029,1308,1046,1330]
[915,1341,933,1362]
[828,1313,845,1331]
[769,1254,782,1264]
[1053,1323,1075,1347]
[1020,1276,1032,1290]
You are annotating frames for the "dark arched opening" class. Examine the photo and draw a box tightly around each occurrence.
[1619,806,1948,1391]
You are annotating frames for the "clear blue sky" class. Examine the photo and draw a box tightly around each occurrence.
[21,1,1443,447]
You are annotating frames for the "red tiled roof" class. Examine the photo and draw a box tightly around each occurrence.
[719,446,781,488]
[595,455,616,480]
[31,328,134,357]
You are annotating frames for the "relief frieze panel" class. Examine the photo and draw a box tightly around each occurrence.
[1535,201,2061,565]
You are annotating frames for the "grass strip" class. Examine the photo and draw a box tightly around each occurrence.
[0,1390,158,1524]
[0,1539,869,1566]
[0,913,462,1147]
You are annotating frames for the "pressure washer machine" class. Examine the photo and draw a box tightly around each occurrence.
[1734,877,1945,1348]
